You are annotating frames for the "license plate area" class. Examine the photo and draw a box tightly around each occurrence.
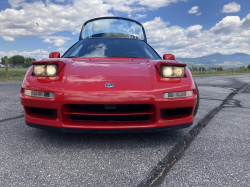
[105,105,116,110]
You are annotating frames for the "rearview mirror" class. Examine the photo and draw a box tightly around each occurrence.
[49,52,60,58]
[163,54,175,60]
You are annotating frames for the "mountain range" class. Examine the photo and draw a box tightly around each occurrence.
[176,53,250,68]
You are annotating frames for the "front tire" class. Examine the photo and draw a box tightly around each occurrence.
[194,81,199,117]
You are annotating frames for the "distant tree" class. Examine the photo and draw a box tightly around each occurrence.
[24,57,36,64]
[1,57,5,65]
[239,66,246,70]
[23,57,36,68]
[217,67,223,71]
[248,64,250,69]
[193,67,198,71]
[8,55,25,66]
[199,67,205,71]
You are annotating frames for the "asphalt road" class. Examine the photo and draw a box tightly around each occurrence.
[0,75,250,187]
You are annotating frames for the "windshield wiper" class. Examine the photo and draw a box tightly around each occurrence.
[65,56,76,58]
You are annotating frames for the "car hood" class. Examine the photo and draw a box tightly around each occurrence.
[64,58,154,91]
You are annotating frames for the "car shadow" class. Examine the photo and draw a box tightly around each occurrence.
[30,128,186,150]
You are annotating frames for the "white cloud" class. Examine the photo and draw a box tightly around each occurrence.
[188,6,199,14]
[135,14,147,19]
[143,17,170,31]
[41,36,72,47]
[186,25,202,38]
[43,38,53,43]
[54,38,67,47]
[1,0,113,39]
[2,36,15,41]
[241,13,250,29]
[211,16,241,34]
[55,0,65,2]
[216,61,243,66]
[8,0,25,8]
[143,14,250,58]
[105,0,187,11]
[196,12,201,16]
[57,48,68,53]
[222,2,241,13]
[0,49,49,60]
[0,0,187,41]
[137,0,188,10]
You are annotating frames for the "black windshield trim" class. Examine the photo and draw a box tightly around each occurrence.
[141,41,162,60]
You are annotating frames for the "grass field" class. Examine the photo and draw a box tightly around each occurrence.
[191,69,250,77]
[0,68,28,82]
[0,68,249,82]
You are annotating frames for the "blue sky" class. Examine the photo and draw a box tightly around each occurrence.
[0,0,250,60]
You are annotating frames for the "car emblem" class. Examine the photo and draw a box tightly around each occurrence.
[105,83,114,88]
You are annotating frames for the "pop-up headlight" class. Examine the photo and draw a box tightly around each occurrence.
[162,66,185,78]
[33,64,58,77]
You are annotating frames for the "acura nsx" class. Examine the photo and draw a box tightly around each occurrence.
[20,17,199,133]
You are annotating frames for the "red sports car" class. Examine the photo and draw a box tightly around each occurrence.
[20,17,199,133]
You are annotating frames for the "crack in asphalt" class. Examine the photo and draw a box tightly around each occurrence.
[0,114,24,123]
[196,84,232,89]
[223,106,250,110]
[223,98,242,108]
[200,98,224,101]
[137,84,247,187]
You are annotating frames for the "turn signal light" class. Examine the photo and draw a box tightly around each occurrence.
[163,90,193,98]
[24,89,54,99]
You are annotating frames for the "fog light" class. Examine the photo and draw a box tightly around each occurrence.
[24,89,54,99]
[163,90,193,98]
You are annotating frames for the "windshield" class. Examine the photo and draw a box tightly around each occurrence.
[63,38,161,59]
[81,18,146,41]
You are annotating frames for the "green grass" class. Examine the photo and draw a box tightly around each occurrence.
[0,68,28,82]
[191,70,250,77]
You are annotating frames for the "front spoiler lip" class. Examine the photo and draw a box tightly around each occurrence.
[25,121,193,134]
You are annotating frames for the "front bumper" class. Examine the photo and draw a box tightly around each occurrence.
[21,89,197,131]
[26,121,193,133]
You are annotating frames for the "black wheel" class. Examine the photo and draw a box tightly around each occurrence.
[194,81,199,117]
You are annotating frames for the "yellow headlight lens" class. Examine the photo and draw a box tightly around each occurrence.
[46,65,57,76]
[34,65,46,75]
[163,67,173,77]
[174,67,184,77]
[162,66,185,77]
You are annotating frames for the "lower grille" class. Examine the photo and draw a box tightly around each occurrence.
[66,104,154,123]
[161,108,191,117]
[70,114,149,122]
[70,104,150,113]
[30,107,57,117]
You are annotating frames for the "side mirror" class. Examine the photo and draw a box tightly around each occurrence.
[163,54,175,60]
[49,52,60,58]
